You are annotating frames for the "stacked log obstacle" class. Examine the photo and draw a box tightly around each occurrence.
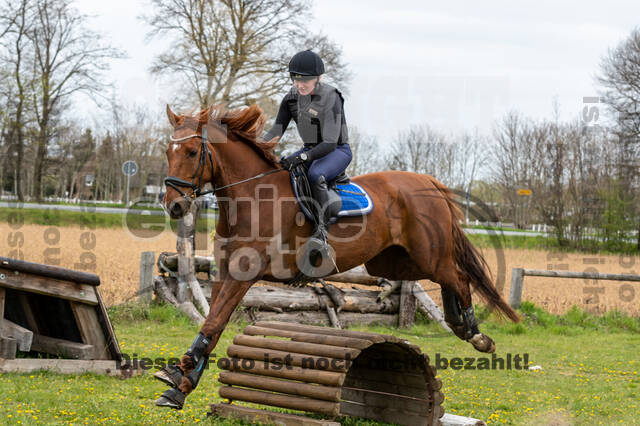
[0,256,137,377]
[153,252,451,330]
[210,321,445,425]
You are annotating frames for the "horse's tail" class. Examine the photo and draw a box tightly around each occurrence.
[427,176,520,322]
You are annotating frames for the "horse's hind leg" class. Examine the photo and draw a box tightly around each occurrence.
[436,267,495,353]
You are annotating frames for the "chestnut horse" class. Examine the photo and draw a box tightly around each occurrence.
[155,104,519,409]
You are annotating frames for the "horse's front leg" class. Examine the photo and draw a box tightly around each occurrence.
[155,278,254,409]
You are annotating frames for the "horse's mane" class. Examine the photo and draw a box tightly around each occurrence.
[176,104,279,167]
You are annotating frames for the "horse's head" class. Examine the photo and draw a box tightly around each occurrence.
[163,104,280,219]
[163,105,219,219]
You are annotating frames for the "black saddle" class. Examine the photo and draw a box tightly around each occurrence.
[289,165,350,224]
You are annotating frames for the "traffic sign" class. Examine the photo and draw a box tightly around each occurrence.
[517,189,531,196]
[122,160,138,176]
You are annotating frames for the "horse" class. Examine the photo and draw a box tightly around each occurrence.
[154,104,520,409]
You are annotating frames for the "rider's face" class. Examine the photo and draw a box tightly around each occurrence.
[293,77,317,95]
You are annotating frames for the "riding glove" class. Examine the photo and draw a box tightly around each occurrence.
[280,152,307,170]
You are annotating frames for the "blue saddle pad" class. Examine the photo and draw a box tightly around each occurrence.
[335,182,374,217]
[289,171,374,222]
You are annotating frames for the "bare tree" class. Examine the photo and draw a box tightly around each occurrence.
[451,128,487,193]
[144,0,351,109]
[491,111,545,227]
[598,26,640,248]
[346,127,381,176]
[29,0,122,200]
[388,125,446,175]
[0,0,34,201]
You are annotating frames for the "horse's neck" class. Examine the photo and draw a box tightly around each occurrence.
[211,142,277,199]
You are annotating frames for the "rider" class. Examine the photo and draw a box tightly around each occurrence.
[264,49,351,263]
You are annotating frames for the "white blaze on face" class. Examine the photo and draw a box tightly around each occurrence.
[171,143,180,152]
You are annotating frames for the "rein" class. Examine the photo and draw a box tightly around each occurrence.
[164,127,285,200]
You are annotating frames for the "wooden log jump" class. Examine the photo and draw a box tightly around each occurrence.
[210,321,445,425]
[153,256,450,330]
[509,267,640,308]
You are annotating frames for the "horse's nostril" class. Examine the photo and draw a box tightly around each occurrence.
[170,201,183,217]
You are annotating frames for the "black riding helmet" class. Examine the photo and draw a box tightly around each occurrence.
[289,49,325,81]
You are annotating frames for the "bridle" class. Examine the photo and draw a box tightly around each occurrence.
[164,125,285,201]
[164,127,215,199]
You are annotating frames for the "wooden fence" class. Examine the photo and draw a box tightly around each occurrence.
[509,267,640,308]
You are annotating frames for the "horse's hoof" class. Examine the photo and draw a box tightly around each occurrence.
[468,333,495,353]
[155,388,186,409]
[154,365,183,388]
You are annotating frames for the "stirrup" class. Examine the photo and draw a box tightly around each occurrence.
[299,233,336,278]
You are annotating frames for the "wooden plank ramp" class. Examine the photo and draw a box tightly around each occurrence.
[209,403,340,426]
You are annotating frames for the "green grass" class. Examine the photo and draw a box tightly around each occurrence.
[469,233,640,254]
[0,303,638,425]
[0,208,216,232]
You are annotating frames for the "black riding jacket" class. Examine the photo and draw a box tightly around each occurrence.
[264,82,349,161]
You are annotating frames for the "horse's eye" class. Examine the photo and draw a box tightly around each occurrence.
[188,150,198,158]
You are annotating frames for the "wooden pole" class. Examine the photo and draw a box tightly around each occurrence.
[411,282,451,333]
[218,386,340,416]
[210,403,340,426]
[509,268,524,309]
[232,334,361,360]
[523,268,640,281]
[153,276,204,325]
[0,287,5,335]
[223,357,346,387]
[243,325,373,349]
[176,200,210,317]
[398,281,417,328]
[226,344,348,372]
[219,371,341,402]
[139,252,154,304]
[0,256,100,286]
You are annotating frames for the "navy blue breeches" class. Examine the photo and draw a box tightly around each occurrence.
[293,144,352,184]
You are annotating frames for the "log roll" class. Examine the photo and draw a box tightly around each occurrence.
[217,321,444,425]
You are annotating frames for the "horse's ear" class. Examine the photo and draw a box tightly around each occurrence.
[166,104,179,128]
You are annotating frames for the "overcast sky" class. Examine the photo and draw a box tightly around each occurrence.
[76,0,639,142]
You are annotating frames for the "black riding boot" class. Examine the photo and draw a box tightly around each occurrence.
[311,176,331,242]
[300,176,334,276]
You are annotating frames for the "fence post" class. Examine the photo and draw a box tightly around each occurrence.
[509,268,525,309]
[139,251,155,304]
[398,281,417,328]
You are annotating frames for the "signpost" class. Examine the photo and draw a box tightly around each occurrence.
[122,160,138,206]
[516,189,531,228]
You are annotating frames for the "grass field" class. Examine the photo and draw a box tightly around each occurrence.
[0,303,637,425]
[1,219,639,425]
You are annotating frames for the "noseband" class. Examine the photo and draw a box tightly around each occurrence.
[164,127,215,199]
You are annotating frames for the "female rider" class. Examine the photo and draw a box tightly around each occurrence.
[264,49,351,264]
